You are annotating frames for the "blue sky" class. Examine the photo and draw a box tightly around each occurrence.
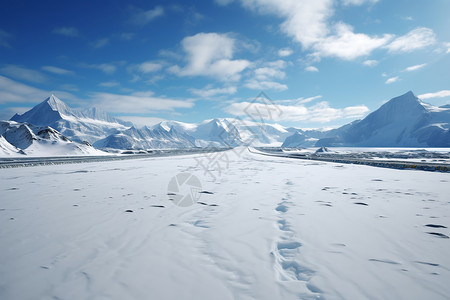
[0,0,449,128]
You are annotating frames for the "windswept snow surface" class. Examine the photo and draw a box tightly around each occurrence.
[1,149,449,300]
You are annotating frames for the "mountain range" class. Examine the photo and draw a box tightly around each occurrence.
[303,91,450,147]
[1,91,449,156]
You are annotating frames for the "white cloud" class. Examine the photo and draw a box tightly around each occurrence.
[0,29,12,48]
[240,1,392,60]
[419,90,450,100]
[138,62,163,73]
[83,63,117,74]
[89,92,194,113]
[341,0,378,6]
[92,38,109,49]
[215,0,235,5]
[404,63,426,72]
[278,48,293,57]
[41,66,74,75]
[0,75,48,104]
[312,23,392,60]
[385,27,436,53]
[241,0,333,48]
[170,32,250,81]
[226,100,369,123]
[119,33,135,41]
[363,59,378,67]
[305,66,319,72]
[0,75,78,105]
[244,60,288,91]
[98,81,120,88]
[0,65,47,83]
[254,67,285,80]
[244,80,288,91]
[190,86,237,98]
[385,76,399,84]
[52,27,79,37]
[131,6,165,25]
[445,42,450,54]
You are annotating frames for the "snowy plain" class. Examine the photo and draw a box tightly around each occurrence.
[0,149,449,300]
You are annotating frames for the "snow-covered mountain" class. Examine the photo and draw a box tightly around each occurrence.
[94,124,197,149]
[11,95,131,144]
[0,120,104,156]
[311,91,450,147]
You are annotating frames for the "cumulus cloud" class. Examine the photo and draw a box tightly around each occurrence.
[238,1,436,61]
[312,23,392,60]
[0,65,47,83]
[305,66,319,72]
[385,76,399,84]
[52,27,79,37]
[278,48,293,57]
[385,27,436,53]
[41,66,74,75]
[190,86,237,98]
[404,63,426,72]
[419,90,450,100]
[241,0,333,48]
[226,100,369,123]
[170,32,250,81]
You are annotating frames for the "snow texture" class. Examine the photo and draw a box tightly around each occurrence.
[0,149,449,299]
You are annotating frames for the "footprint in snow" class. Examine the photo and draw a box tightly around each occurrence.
[425,224,447,228]
[426,232,449,238]
[354,202,369,206]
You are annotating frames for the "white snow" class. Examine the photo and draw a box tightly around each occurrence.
[1,149,449,299]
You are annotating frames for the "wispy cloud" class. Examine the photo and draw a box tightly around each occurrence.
[98,81,120,88]
[419,90,450,100]
[363,59,378,67]
[170,32,250,81]
[92,38,109,49]
[385,27,436,53]
[130,6,165,25]
[0,75,78,105]
[190,85,237,98]
[41,66,74,75]
[385,76,399,84]
[52,27,79,37]
[89,91,194,113]
[226,100,369,123]
[82,63,117,74]
[341,0,379,6]
[0,65,47,83]
[305,66,319,72]
[403,63,426,72]
[138,61,163,73]
[278,48,293,57]
[215,0,235,6]
[0,29,13,48]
